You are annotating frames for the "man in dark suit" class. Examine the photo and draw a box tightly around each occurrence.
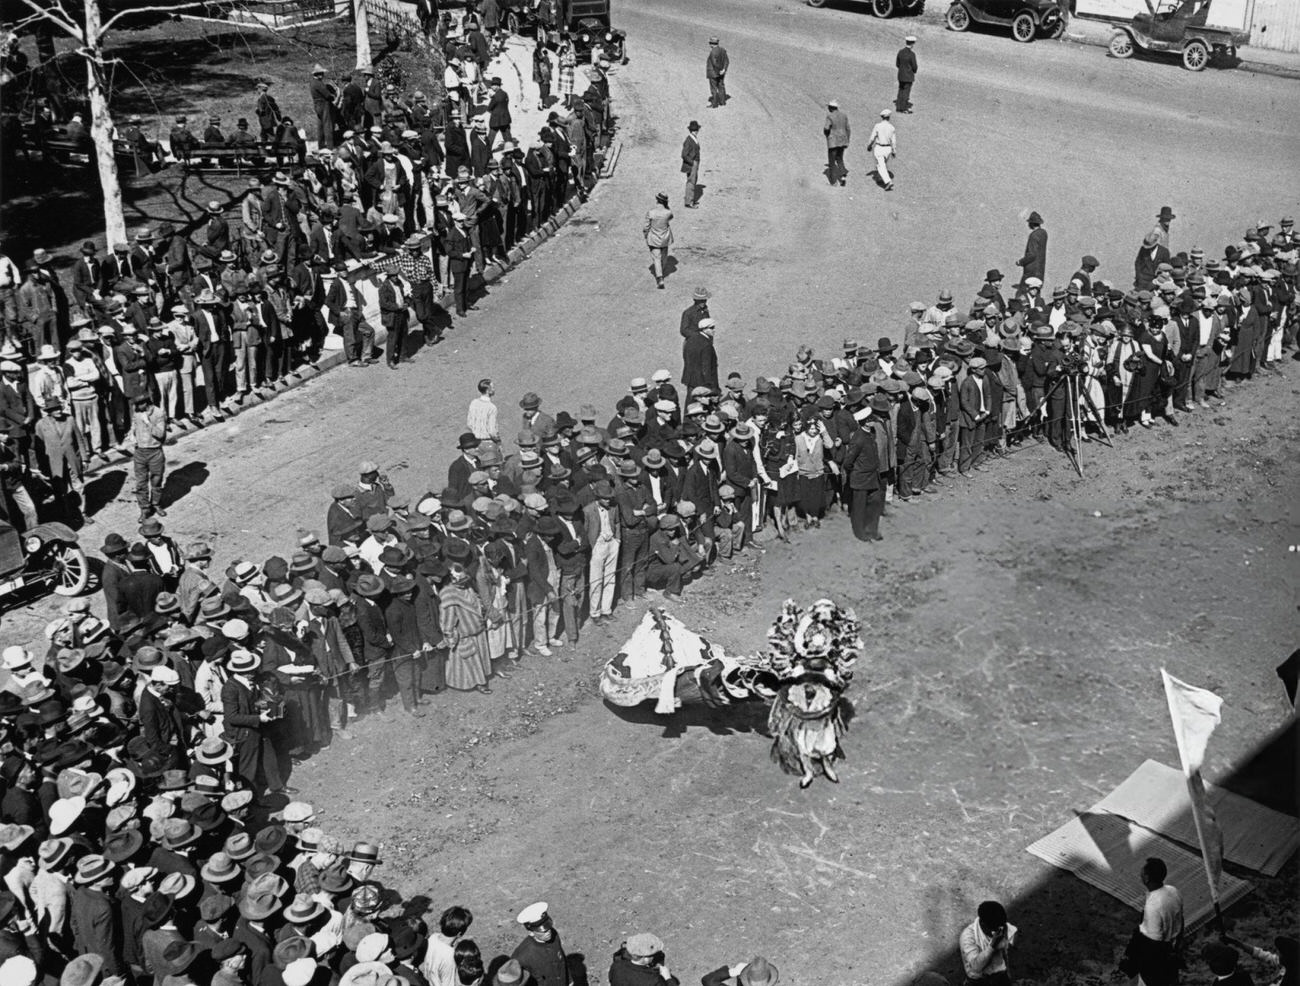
[681,318,718,392]
[842,408,883,542]
[70,855,123,976]
[447,432,480,501]
[706,38,729,108]
[958,357,992,475]
[1016,211,1047,288]
[680,287,710,338]
[487,77,512,147]
[222,650,276,794]
[895,36,918,113]
[71,241,102,311]
[681,120,701,208]
[138,664,188,769]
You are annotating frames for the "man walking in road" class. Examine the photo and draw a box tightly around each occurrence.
[867,109,897,191]
[706,38,729,108]
[681,121,701,208]
[1016,211,1048,288]
[896,36,918,113]
[824,100,850,186]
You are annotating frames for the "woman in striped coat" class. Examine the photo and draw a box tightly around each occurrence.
[440,562,493,693]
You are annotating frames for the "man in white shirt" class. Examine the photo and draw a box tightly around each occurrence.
[867,109,897,191]
[1118,857,1183,986]
[960,900,1017,986]
[421,905,472,986]
[466,377,499,444]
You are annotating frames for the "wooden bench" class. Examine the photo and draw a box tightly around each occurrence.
[175,143,303,174]
[18,126,163,177]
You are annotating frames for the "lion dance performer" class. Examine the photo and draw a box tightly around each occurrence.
[765,599,861,789]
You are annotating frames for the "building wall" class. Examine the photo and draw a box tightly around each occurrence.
[1248,0,1300,52]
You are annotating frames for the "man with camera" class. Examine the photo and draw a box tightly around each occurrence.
[222,649,285,796]
[960,900,1018,986]
[610,932,679,986]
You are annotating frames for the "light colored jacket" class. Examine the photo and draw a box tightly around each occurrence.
[643,205,674,249]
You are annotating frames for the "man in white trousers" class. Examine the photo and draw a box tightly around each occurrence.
[867,109,897,192]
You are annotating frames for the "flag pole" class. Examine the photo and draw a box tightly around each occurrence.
[1160,670,1223,924]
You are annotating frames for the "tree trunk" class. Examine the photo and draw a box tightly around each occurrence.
[83,0,127,245]
[354,0,372,69]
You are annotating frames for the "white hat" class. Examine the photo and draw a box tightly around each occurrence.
[698,318,716,329]
[356,932,390,962]
[284,958,317,986]
[629,377,647,390]
[150,666,180,685]
[517,901,549,925]
[417,496,442,517]
[49,796,86,836]
[905,34,917,42]
[1,645,31,671]
[828,99,839,108]
[653,400,676,413]
[880,108,892,118]
[1024,276,1043,289]
[651,369,671,383]
[523,493,548,511]
[0,956,37,986]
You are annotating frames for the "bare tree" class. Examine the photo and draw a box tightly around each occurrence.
[11,0,202,245]
[353,0,371,68]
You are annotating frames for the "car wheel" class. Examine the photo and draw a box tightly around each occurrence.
[1108,30,1134,57]
[1046,12,1066,37]
[1182,39,1209,70]
[51,542,89,597]
[872,0,896,16]
[947,3,971,31]
[1012,12,1036,41]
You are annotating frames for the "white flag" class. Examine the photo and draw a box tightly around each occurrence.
[1160,669,1225,899]
[1160,669,1222,775]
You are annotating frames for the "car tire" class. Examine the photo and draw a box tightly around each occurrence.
[1182,39,1209,70]
[51,542,90,597]
[1012,12,1036,41]
[946,3,971,31]
[1108,30,1134,57]
[872,0,896,16]
[1046,12,1066,37]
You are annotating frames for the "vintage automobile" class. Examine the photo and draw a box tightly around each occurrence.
[1107,0,1248,70]
[946,0,1067,41]
[805,0,926,19]
[501,0,628,62]
[0,519,89,608]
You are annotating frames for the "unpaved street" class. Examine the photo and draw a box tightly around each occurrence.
[5,3,1298,983]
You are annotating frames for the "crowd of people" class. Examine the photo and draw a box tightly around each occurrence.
[0,3,615,489]
[0,4,1296,982]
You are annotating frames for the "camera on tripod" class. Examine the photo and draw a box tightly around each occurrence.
[1059,350,1086,375]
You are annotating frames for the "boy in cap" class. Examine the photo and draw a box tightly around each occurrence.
[611,932,678,986]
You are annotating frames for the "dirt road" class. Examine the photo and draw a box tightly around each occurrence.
[5,3,1297,983]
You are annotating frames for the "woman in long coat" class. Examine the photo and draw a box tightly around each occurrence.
[440,562,493,694]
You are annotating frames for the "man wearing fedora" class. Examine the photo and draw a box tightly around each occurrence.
[703,957,780,986]
[222,650,284,796]
[842,405,884,542]
[1150,206,1175,251]
[70,855,123,976]
[681,121,701,209]
[1016,211,1047,289]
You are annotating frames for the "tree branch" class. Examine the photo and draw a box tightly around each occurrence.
[14,0,82,40]
[99,1,209,36]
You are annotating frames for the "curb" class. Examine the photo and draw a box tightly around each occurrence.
[81,185,595,479]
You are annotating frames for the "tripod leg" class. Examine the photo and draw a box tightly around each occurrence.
[1070,376,1084,477]
[1065,376,1083,478]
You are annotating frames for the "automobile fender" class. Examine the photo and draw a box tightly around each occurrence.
[24,522,79,548]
